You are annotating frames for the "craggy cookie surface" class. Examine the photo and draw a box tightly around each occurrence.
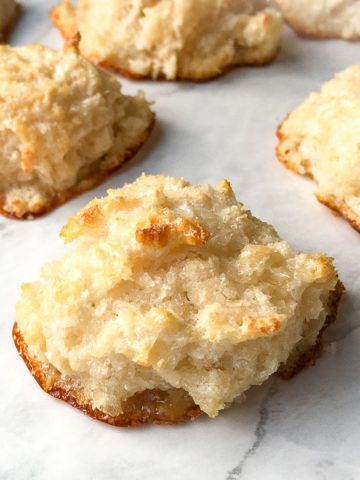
[277,65,360,232]
[0,45,154,219]
[15,175,343,425]
[51,0,282,80]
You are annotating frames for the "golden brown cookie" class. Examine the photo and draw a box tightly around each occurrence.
[277,65,360,233]
[51,0,282,81]
[13,324,201,426]
[0,45,154,219]
[14,175,343,425]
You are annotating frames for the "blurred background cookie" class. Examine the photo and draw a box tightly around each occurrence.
[51,0,282,81]
[14,175,343,426]
[0,44,154,219]
[276,0,360,40]
[277,65,360,233]
[0,0,20,42]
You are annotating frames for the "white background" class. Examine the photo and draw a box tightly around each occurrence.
[1,2,360,479]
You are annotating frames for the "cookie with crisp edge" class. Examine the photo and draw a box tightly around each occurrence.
[0,45,155,219]
[13,323,201,426]
[13,282,343,425]
[50,0,282,81]
[276,63,360,235]
[13,175,344,426]
[276,123,360,233]
[0,118,154,220]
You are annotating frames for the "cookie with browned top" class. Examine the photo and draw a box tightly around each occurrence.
[277,65,360,233]
[0,45,154,219]
[14,175,343,425]
[51,0,282,81]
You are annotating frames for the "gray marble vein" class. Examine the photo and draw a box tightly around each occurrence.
[226,380,278,480]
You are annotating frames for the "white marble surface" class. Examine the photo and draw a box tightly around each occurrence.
[1,2,360,479]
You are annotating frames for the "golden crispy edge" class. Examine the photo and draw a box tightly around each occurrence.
[12,323,202,426]
[277,280,344,379]
[0,2,21,43]
[98,48,281,82]
[50,1,78,41]
[50,5,280,82]
[0,115,155,220]
[12,283,343,426]
[276,120,360,234]
[314,193,360,233]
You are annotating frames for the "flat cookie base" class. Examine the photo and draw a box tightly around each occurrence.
[12,283,343,426]
[0,116,155,220]
[98,49,280,83]
[12,323,202,426]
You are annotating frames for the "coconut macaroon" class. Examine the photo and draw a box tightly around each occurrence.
[14,175,343,426]
[277,65,360,232]
[0,45,154,219]
[50,0,282,81]
[276,0,360,40]
[0,0,20,42]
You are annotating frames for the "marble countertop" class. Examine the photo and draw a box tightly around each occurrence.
[1,2,360,479]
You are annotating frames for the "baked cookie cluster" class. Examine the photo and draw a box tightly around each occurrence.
[4,0,358,427]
